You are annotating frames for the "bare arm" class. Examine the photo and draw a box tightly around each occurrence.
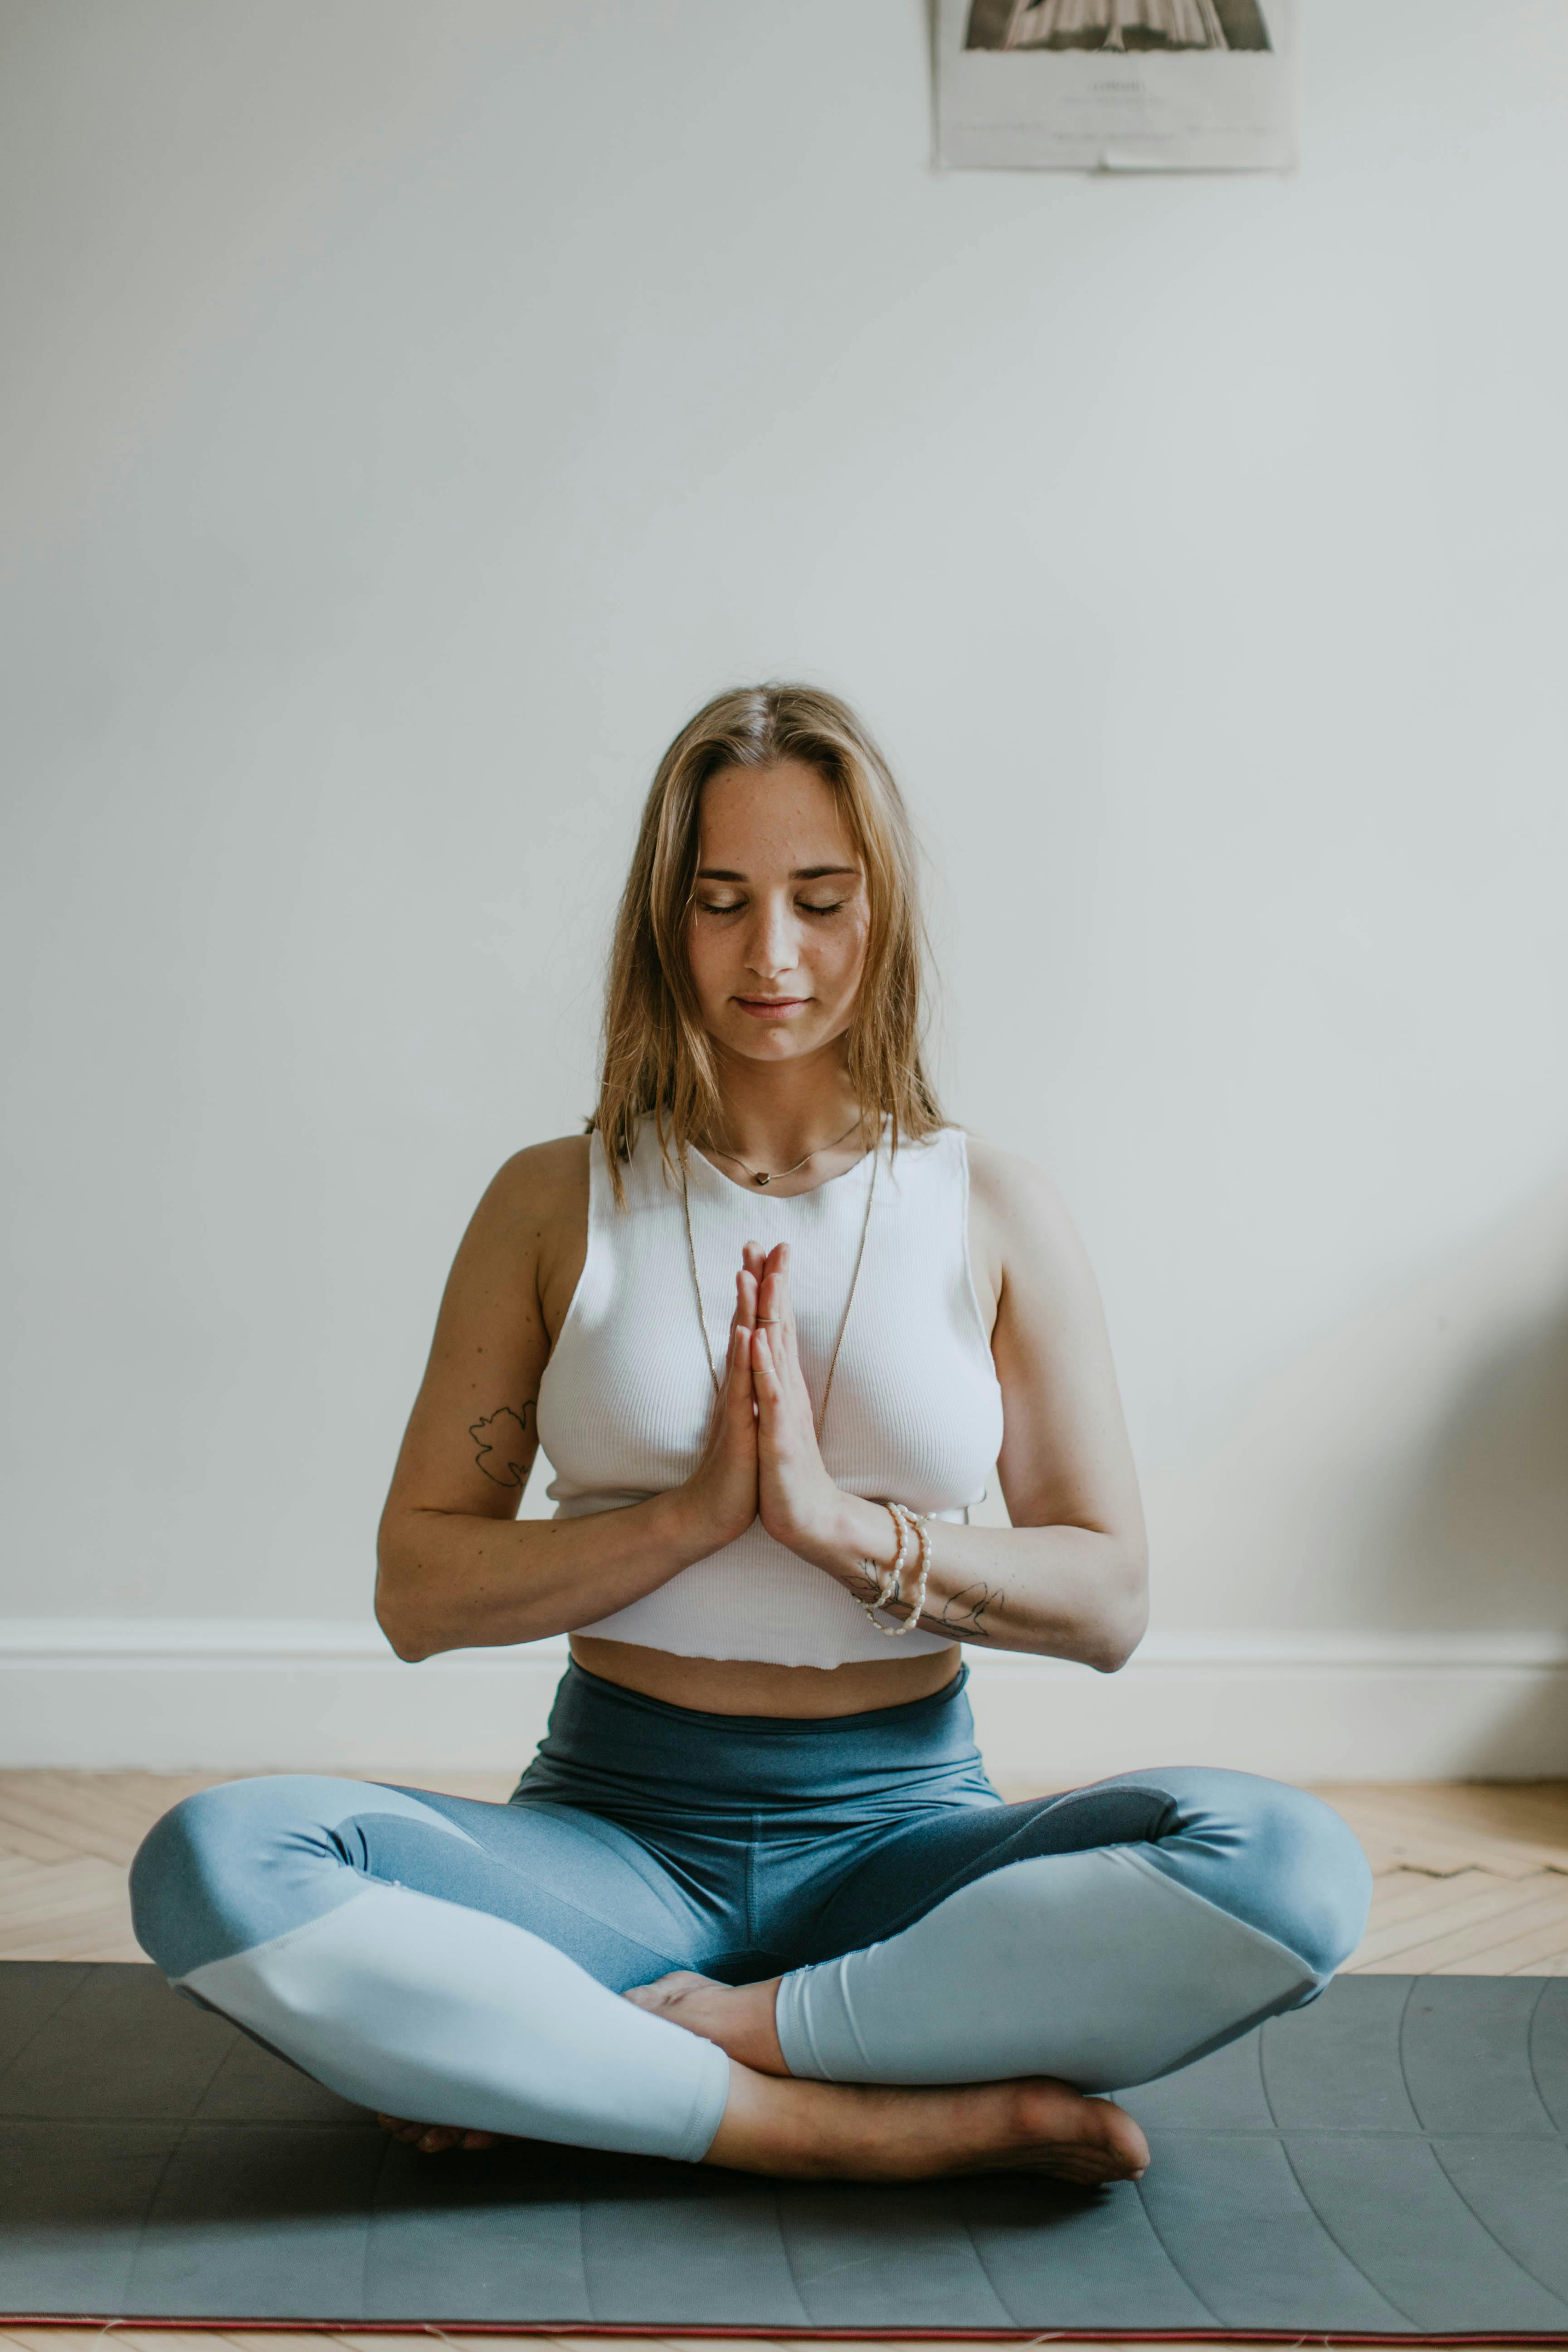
[746,1139,1148,1672]
[375,1138,760,1661]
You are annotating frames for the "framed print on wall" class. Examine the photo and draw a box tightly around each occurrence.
[937,0,1296,171]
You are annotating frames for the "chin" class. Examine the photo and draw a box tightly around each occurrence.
[733,1030,810,1057]
[725,1022,823,1061]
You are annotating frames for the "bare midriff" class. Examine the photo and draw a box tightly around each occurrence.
[569,1633,962,1719]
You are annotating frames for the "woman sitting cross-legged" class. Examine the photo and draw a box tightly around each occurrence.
[130,682,1371,2186]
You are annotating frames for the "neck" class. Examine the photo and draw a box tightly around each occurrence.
[706,1045,867,1175]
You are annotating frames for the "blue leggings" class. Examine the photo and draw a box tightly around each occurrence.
[130,1663,1371,2164]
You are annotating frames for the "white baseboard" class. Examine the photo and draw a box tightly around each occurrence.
[3,1620,1567,1780]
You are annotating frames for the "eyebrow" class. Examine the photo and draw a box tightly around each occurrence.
[696,865,859,881]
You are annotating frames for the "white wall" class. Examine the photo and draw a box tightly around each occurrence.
[3,0,1566,1771]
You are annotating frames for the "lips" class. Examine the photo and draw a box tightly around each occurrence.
[735,996,808,1019]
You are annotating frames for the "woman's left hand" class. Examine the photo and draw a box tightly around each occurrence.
[750,1243,873,1573]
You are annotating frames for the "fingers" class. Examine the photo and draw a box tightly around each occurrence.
[741,1241,770,1331]
[722,1317,755,1427]
[742,1246,810,1426]
[721,1268,758,1410]
[726,1316,753,1389]
[755,1249,815,1421]
[726,1255,762,1355]
[750,1321,785,1417]
[755,1244,795,1342]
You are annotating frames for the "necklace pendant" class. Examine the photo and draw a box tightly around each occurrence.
[754,1172,771,1186]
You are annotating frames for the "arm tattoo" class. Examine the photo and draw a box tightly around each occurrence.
[937,1582,999,1638]
[469,1402,535,1489]
[845,1564,1000,1641]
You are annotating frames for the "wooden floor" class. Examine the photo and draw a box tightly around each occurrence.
[4,1772,1567,2352]
[4,1769,1568,1974]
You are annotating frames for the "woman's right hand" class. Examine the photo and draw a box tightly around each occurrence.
[675,1259,761,1553]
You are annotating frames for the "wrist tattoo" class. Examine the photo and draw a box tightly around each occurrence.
[938,1582,999,1638]
[470,1402,535,1489]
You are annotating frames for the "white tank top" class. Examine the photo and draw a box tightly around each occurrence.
[535,1120,1006,1669]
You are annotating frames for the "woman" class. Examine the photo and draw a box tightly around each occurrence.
[131,684,1369,2187]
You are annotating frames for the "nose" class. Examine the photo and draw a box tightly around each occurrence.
[745,893,799,982]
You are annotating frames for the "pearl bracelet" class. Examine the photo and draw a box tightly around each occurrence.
[856,1501,932,1637]
[870,1502,911,1611]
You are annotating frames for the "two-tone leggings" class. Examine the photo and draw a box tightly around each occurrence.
[129,1662,1372,2164]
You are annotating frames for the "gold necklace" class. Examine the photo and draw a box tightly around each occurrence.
[705,1115,865,1188]
[680,1143,879,1436]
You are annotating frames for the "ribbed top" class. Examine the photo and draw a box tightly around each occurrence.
[535,1120,1005,1669]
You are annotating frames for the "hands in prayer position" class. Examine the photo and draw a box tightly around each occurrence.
[686,1241,891,1595]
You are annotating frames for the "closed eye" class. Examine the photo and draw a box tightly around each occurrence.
[695,897,850,917]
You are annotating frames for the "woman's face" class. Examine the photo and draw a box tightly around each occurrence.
[686,761,870,1068]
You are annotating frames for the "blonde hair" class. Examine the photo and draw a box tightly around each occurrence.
[594,682,945,1200]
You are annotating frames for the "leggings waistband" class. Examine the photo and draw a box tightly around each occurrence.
[511,1659,993,1819]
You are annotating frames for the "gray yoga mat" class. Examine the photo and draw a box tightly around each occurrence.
[3,1962,1568,2336]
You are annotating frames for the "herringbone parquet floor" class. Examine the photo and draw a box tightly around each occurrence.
[4,1770,1567,1973]
[4,1772,1567,2352]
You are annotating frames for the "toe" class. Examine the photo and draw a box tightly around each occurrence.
[623,1969,718,2012]
[1006,2084,1149,2184]
[1098,2102,1151,2179]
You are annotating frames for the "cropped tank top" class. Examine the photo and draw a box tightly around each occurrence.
[534,1120,1006,1669]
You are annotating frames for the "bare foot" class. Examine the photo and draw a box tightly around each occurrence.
[708,2066,1149,2186]
[380,1978,1149,2186]
[624,1971,789,2074]
[626,1970,1146,2187]
[376,2111,500,2155]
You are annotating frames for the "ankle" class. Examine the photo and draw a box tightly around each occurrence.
[729,1977,788,2075]
[623,1971,790,2077]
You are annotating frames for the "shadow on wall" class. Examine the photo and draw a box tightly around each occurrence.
[1382,1295,1568,1629]
[1143,1171,1568,1641]
[1378,1277,1568,1781]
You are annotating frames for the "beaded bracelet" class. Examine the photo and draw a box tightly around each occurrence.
[899,1508,933,1632]
[869,1502,911,1612]
[856,1500,932,1637]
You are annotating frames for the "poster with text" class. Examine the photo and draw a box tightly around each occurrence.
[938,0,1295,172]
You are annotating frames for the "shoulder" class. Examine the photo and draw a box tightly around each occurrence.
[456,1137,592,1342]
[468,1135,591,1250]
[959,1131,1098,1295]
[962,1130,1072,1231]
